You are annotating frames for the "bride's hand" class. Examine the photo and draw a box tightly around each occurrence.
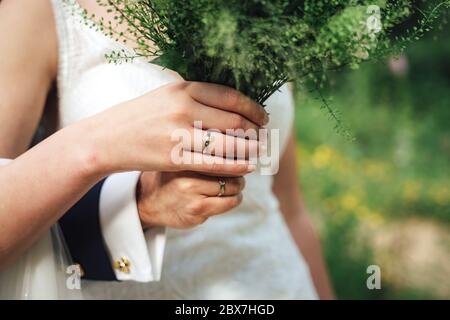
[78,81,268,177]
[136,171,245,228]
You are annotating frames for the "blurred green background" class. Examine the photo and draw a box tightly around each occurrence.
[294,20,450,299]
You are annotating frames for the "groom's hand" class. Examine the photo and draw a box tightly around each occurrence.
[137,171,245,229]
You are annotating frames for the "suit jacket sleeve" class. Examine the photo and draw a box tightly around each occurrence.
[59,178,117,281]
[60,172,167,282]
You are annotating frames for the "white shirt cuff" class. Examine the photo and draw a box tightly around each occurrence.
[99,171,167,282]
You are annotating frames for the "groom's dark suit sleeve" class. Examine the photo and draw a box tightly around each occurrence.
[59,179,117,281]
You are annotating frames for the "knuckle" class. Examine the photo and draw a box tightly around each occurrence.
[186,200,205,216]
[170,80,189,92]
[180,215,205,228]
[162,82,182,98]
[177,179,195,192]
[230,114,246,130]
[187,213,208,227]
[197,216,208,225]
[182,80,194,91]
[177,92,193,111]
[223,87,240,107]
[172,102,191,122]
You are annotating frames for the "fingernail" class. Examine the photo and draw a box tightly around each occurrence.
[247,165,257,172]
[259,105,269,125]
[263,113,270,125]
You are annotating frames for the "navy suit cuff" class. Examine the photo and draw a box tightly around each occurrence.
[59,179,117,281]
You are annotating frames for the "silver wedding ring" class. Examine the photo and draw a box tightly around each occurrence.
[218,179,226,197]
[202,131,212,154]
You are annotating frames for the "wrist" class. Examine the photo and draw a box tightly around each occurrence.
[61,121,111,181]
[136,172,161,229]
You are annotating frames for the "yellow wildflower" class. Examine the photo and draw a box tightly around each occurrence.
[402,181,421,202]
[312,145,334,169]
[363,160,388,179]
[429,185,450,205]
[356,206,385,225]
[340,194,360,211]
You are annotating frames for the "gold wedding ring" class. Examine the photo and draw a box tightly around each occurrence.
[218,179,226,197]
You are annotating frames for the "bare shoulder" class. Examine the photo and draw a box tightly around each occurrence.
[0,0,58,80]
[0,0,59,156]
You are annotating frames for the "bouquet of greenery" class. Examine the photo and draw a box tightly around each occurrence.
[83,0,449,132]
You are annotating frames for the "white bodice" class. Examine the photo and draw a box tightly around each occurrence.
[52,0,317,299]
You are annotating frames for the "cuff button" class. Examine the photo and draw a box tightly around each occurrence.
[113,257,131,274]
[74,263,85,278]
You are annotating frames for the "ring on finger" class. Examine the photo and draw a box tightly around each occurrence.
[202,131,213,154]
[218,178,226,197]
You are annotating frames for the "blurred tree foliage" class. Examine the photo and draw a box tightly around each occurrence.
[295,8,449,299]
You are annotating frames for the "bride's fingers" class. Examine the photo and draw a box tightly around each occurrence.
[180,152,256,176]
[184,128,259,159]
[191,101,260,139]
[185,82,269,127]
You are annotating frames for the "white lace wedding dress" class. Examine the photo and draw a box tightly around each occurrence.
[1,0,318,299]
